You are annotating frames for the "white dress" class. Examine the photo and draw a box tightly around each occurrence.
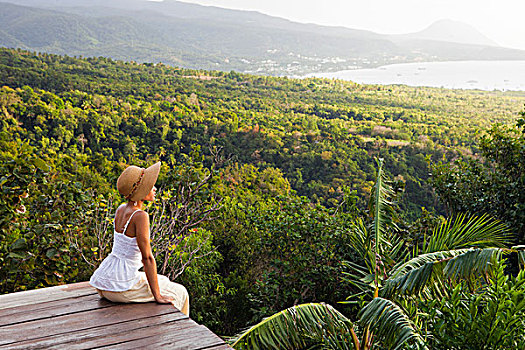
[89,210,143,291]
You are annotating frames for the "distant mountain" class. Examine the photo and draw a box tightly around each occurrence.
[1,0,524,75]
[393,19,499,47]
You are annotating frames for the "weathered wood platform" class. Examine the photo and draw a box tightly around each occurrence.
[0,282,232,349]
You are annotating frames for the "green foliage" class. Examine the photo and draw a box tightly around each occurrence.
[231,303,355,350]
[431,113,525,244]
[419,260,525,349]
[1,48,525,345]
[0,142,95,292]
[370,158,397,287]
[380,214,510,297]
[233,158,522,349]
[173,228,232,332]
[358,297,426,350]
[382,247,508,298]
[247,197,354,321]
[148,150,222,280]
[202,163,359,333]
[0,140,45,292]
[1,48,523,217]
[423,213,510,253]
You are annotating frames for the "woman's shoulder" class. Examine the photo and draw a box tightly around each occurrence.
[115,204,147,222]
[115,203,127,215]
[133,209,148,221]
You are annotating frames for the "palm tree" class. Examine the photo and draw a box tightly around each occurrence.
[231,300,422,350]
[231,158,521,349]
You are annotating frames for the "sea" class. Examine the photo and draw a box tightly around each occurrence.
[308,60,525,91]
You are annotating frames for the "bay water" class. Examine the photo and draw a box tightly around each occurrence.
[309,60,525,91]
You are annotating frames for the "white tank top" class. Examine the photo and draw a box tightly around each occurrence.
[89,210,144,292]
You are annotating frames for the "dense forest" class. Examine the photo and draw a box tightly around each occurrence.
[1,48,525,348]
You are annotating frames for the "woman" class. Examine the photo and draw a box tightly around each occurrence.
[89,162,190,316]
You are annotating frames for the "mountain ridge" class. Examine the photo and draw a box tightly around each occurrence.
[1,0,524,75]
[393,19,499,47]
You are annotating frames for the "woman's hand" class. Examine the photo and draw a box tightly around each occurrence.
[155,294,174,304]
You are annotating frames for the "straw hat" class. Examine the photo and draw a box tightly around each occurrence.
[117,162,161,202]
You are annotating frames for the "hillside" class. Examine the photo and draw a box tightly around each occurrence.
[1,48,524,215]
[1,48,525,337]
[2,0,525,75]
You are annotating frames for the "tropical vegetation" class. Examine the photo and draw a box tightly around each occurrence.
[1,48,524,346]
[431,111,525,243]
[231,160,525,349]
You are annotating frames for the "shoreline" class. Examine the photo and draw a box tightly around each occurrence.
[304,60,525,92]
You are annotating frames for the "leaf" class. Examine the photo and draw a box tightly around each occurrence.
[46,248,58,259]
[444,248,503,281]
[10,238,27,251]
[424,213,509,254]
[33,157,49,171]
[231,303,354,350]
[382,249,469,297]
[372,158,395,260]
[382,248,510,298]
[359,297,427,350]
[512,245,525,269]
[366,158,397,289]
[8,252,28,259]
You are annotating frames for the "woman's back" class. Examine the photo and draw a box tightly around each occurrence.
[89,207,143,292]
[114,204,143,238]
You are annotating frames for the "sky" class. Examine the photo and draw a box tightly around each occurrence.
[168,0,525,50]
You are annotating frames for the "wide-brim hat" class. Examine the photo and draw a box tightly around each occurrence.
[117,162,161,202]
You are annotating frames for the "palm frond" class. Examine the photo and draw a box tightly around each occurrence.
[382,249,468,297]
[370,158,396,288]
[424,213,509,253]
[384,231,409,269]
[358,297,427,350]
[382,248,510,298]
[371,158,395,256]
[341,260,375,295]
[512,245,525,269]
[230,303,354,350]
[348,217,375,273]
[444,247,503,280]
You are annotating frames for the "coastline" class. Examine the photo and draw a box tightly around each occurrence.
[304,60,525,92]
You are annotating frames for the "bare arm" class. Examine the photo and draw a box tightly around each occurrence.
[135,211,173,304]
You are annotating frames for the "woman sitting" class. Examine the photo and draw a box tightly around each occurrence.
[89,162,189,316]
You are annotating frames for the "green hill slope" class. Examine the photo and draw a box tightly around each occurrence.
[1,48,524,216]
[2,48,525,335]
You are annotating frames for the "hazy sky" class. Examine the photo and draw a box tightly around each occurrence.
[171,0,525,50]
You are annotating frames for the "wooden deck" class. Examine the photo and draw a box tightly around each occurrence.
[0,282,232,349]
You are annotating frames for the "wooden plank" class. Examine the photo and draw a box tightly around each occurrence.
[0,302,176,346]
[0,282,228,350]
[93,323,226,350]
[0,292,101,318]
[152,326,226,349]
[57,317,199,349]
[0,294,112,325]
[200,345,234,350]
[0,282,95,310]
[1,312,188,350]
